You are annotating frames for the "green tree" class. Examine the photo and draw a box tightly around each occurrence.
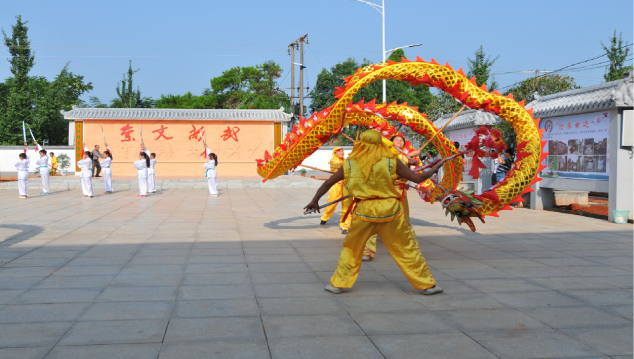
[467,45,499,90]
[210,60,289,109]
[111,60,155,108]
[30,65,93,144]
[494,74,579,151]
[1,15,35,144]
[601,30,633,82]
[155,92,219,109]
[504,74,579,104]
[426,92,463,122]
[88,96,108,108]
[0,17,92,145]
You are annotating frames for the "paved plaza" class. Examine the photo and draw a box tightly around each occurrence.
[0,186,632,358]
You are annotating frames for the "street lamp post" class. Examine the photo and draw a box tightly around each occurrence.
[353,0,421,103]
[353,0,385,101]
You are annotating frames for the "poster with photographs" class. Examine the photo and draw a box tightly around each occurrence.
[446,128,475,174]
[540,111,609,180]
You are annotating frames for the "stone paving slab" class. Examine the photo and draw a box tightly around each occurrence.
[0,187,631,358]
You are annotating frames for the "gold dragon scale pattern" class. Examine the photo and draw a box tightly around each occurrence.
[257,58,546,217]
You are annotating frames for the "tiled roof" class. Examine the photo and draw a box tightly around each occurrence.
[526,72,633,118]
[433,109,501,131]
[61,106,293,122]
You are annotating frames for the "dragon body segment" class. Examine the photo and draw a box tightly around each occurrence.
[257,58,545,220]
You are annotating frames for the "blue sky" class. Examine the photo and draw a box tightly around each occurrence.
[1,0,632,107]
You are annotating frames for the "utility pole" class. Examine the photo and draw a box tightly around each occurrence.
[288,34,309,119]
[299,34,308,118]
[288,42,297,113]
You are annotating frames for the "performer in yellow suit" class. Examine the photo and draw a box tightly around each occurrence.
[49,152,58,176]
[320,147,352,234]
[364,134,420,261]
[304,130,447,294]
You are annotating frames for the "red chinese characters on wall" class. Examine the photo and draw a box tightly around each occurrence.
[189,125,205,141]
[120,124,135,142]
[152,125,173,140]
[221,126,240,142]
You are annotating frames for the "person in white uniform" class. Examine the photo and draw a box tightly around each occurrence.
[77,143,94,198]
[100,149,113,194]
[34,141,50,195]
[204,148,218,196]
[134,148,150,197]
[14,142,30,199]
[143,147,157,193]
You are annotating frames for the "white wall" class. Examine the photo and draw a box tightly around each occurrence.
[0,146,76,180]
[294,146,353,173]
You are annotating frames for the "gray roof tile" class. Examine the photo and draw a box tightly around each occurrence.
[526,72,633,118]
[433,109,501,131]
[61,106,293,122]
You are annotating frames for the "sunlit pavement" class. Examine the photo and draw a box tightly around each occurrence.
[0,187,631,358]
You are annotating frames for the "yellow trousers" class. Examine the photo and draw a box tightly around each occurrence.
[330,209,436,290]
[320,181,352,230]
[363,195,421,259]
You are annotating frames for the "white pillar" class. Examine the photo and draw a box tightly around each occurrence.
[608,108,634,221]
[68,121,75,146]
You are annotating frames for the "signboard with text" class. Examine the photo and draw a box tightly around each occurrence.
[540,111,609,180]
[446,128,475,173]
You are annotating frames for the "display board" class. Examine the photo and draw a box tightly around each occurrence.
[446,128,475,173]
[540,111,609,180]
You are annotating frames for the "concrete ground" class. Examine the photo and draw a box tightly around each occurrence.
[0,187,631,359]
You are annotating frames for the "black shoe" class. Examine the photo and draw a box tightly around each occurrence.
[96,175,101,177]
[320,220,327,226]
[341,229,348,235]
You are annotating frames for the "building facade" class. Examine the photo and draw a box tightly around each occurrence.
[527,72,633,222]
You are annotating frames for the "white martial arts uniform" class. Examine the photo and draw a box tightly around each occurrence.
[14,152,30,197]
[204,148,218,196]
[77,157,94,197]
[35,147,50,194]
[101,157,113,193]
[134,159,148,196]
[144,149,156,193]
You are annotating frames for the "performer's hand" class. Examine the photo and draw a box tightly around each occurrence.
[408,157,418,165]
[303,200,320,213]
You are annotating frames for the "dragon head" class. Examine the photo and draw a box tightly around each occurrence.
[438,189,486,232]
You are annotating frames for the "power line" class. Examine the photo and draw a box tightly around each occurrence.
[498,44,633,91]
[308,43,381,54]
[306,43,326,70]
[2,43,289,49]
[551,44,632,73]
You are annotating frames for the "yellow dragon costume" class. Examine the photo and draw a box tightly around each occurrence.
[257,58,547,230]
[320,147,352,231]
